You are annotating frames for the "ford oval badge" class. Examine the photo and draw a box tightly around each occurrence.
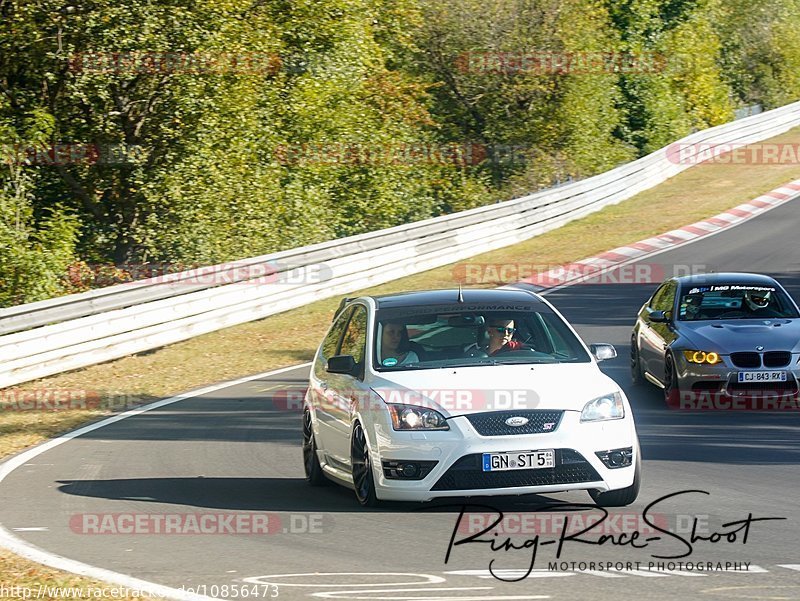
[505,416,529,427]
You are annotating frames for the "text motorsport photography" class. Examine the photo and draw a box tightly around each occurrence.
[442,490,786,582]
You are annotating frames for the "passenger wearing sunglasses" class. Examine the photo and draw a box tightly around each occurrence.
[485,318,524,355]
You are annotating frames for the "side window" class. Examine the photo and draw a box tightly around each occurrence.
[339,305,368,379]
[649,285,667,310]
[545,320,571,356]
[314,306,353,379]
[652,282,677,314]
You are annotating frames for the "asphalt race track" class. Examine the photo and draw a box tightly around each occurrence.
[1,200,799,601]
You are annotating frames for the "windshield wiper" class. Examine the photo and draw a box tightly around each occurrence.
[495,358,560,364]
[443,360,501,368]
[379,364,442,371]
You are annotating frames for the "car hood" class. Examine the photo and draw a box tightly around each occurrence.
[678,319,800,353]
[369,363,619,416]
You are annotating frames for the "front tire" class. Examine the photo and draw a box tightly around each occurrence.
[351,422,379,507]
[664,353,680,408]
[589,446,641,507]
[630,335,644,386]
[302,410,327,486]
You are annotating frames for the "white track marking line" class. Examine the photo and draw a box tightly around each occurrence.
[616,569,669,578]
[443,570,572,580]
[777,565,800,571]
[736,566,769,574]
[256,384,287,393]
[0,362,312,601]
[311,587,492,596]
[574,570,624,578]
[311,590,548,601]
[243,573,446,588]
[656,570,706,577]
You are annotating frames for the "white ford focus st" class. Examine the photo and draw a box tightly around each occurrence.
[302,288,641,507]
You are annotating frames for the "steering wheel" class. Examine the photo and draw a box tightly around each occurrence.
[717,310,747,318]
[462,343,489,359]
[494,344,536,355]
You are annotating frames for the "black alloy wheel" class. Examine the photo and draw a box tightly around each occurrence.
[302,410,326,486]
[351,422,379,507]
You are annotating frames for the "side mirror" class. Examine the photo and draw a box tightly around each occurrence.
[590,343,617,362]
[648,310,671,323]
[326,355,357,375]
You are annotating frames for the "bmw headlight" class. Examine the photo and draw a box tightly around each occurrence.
[683,350,722,364]
[387,404,449,431]
[580,392,625,422]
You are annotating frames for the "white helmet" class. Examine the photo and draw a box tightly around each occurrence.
[744,290,771,311]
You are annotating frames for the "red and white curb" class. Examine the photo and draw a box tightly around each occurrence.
[517,179,800,290]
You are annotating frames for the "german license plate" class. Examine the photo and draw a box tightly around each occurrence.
[737,371,787,382]
[482,449,555,472]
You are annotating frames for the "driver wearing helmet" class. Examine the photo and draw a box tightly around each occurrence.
[683,295,703,321]
[742,289,780,316]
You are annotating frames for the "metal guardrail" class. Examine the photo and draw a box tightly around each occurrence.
[2,100,800,388]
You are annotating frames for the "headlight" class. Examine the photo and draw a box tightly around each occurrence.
[683,350,722,364]
[387,404,449,431]
[580,392,624,422]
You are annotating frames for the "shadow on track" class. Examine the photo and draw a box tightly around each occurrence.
[55,476,577,513]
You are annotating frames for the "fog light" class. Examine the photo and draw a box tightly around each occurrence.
[595,447,633,469]
[609,451,625,466]
[382,460,438,480]
[400,463,419,478]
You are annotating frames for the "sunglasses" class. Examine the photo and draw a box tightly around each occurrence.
[491,326,516,334]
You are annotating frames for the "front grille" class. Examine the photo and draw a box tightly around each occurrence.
[464,410,564,436]
[731,352,761,368]
[431,449,601,491]
[727,380,798,395]
[764,351,792,368]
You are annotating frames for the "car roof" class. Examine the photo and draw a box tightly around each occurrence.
[370,288,546,309]
[674,272,781,289]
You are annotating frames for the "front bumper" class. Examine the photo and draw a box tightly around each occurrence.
[368,410,637,502]
[674,353,800,403]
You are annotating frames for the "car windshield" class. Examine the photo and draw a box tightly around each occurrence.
[373,303,591,370]
[678,283,799,321]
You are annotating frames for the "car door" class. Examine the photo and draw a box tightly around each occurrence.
[324,304,369,467]
[310,306,353,454]
[639,281,677,380]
